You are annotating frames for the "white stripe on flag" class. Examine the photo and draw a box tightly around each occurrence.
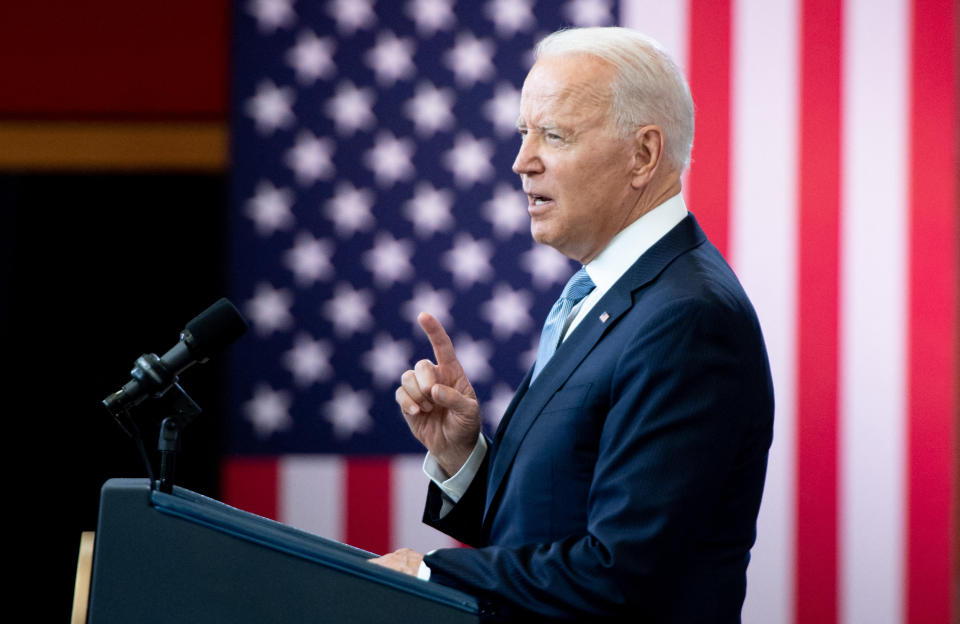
[279,454,345,540]
[840,0,909,621]
[730,1,799,623]
[620,0,689,73]
[390,455,458,553]
[620,0,692,193]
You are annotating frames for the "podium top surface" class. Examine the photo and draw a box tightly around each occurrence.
[103,478,478,615]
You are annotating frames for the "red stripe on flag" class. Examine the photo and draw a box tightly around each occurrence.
[221,456,280,520]
[906,0,958,621]
[345,457,393,555]
[795,0,842,622]
[686,0,731,258]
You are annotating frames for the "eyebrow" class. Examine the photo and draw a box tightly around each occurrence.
[514,118,563,133]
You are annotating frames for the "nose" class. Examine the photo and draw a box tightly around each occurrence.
[512,134,543,176]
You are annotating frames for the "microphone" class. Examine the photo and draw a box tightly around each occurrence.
[102,298,248,416]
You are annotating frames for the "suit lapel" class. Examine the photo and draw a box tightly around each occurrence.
[482,214,707,525]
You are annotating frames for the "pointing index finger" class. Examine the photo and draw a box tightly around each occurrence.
[417,312,457,366]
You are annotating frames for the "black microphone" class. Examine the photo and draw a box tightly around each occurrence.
[102,298,248,416]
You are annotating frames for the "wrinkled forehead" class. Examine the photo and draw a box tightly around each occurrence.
[519,54,616,122]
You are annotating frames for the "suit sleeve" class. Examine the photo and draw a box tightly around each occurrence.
[421,296,773,620]
[423,448,489,548]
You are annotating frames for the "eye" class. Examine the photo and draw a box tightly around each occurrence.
[545,131,563,143]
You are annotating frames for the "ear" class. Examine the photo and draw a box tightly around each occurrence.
[630,125,665,189]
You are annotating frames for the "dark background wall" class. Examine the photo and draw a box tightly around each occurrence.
[1,2,230,620]
[3,174,229,620]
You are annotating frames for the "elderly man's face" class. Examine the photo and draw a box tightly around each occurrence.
[513,54,637,264]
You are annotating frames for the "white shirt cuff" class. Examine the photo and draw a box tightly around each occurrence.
[416,559,431,581]
[422,434,488,505]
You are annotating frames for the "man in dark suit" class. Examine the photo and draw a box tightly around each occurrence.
[372,26,774,622]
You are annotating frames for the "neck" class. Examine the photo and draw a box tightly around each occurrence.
[617,172,682,237]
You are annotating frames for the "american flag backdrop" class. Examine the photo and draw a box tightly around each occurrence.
[223,1,958,623]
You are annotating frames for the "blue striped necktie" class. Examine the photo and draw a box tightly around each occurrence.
[531,267,595,382]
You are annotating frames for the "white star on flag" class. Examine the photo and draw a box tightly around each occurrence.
[324,181,376,237]
[454,334,494,383]
[562,0,614,27]
[444,32,496,88]
[519,335,539,373]
[322,282,375,337]
[443,233,495,289]
[245,79,297,135]
[245,282,295,336]
[405,181,455,237]
[362,332,415,387]
[285,130,336,186]
[481,283,535,339]
[485,0,536,38]
[483,382,516,429]
[483,182,528,238]
[324,384,374,439]
[246,0,295,34]
[443,132,496,188]
[245,180,295,236]
[363,233,416,288]
[520,38,538,70]
[325,80,377,136]
[365,31,417,86]
[405,0,456,37]
[327,0,377,36]
[522,244,574,289]
[401,283,455,328]
[483,82,522,137]
[283,231,335,285]
[405,81,456,137]
[365,131,417,188]
[283,332,334,387]
[286,30,337,84]
[244,383,294,438]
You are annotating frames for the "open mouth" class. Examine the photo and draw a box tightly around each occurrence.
[528,193,554,206]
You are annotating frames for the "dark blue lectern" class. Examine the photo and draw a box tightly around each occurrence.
[87,479,479,623]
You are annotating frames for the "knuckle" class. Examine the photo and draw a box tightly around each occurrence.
[401,371,419,391]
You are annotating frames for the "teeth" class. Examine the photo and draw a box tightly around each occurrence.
[534,197,547,205]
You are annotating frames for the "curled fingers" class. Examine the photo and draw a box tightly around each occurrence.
[397,359,437,415]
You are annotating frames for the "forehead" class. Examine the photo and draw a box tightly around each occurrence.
[519,54,615,124]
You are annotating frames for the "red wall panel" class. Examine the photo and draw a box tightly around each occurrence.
[0,1,229,117]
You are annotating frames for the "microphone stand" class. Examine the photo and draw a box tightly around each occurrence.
[154,382,202,494]
[104,351,203,493]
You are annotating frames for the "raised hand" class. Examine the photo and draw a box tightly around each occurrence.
[395,312,481,477]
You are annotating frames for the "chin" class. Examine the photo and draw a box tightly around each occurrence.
[531,231,574,260]
[530,231,557,251]
[529,220,557,246]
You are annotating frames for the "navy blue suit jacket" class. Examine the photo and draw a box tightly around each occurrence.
[422,215,774,622]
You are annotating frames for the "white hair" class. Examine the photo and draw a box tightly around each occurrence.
[535,27,695,172]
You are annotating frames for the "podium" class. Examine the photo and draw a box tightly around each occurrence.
[86,479,479,623]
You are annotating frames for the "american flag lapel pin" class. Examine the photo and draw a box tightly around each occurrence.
[599,312,610,323]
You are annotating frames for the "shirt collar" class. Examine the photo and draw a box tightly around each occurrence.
[583,193,688,294]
